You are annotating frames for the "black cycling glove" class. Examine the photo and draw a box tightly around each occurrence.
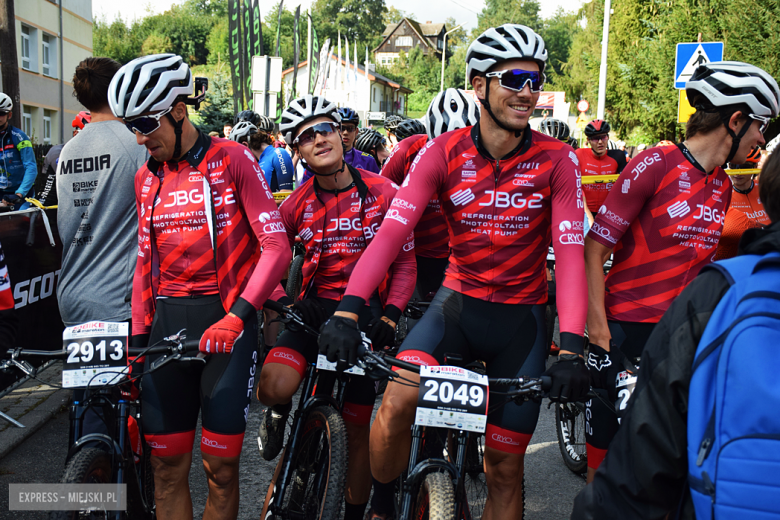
[586,343,624,403]
[543,354,590,402]
[318,315,363,370]
[291,299,328,330]
[366,317,395,351]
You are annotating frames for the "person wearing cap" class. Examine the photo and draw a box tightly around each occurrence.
[109,54,290,519]
[318,24,590,520]
[580,60,777,494]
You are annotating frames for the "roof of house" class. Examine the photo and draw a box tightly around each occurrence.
[281,55,413,94]
[376,18,446,52]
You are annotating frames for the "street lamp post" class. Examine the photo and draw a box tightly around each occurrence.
[440,23,465,92]
[596,0,612,120]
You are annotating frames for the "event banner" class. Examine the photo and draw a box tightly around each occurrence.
[242,0,254,108]
[228,0,244,113]
[274,0,284,57]
[252,0,263,57]
[291,5,301,100]
[0,208,63,392]
[308,14,319,94]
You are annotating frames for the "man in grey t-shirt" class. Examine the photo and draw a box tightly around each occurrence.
[57,118,148,325]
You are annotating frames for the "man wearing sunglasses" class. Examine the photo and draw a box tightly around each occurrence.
[318,24,590,520]
[578,119,627,228]
[580,61,777,490]
[0,93,38,210]
[256,94,416,520]
[299,106,379,184]
[109,54,291,520]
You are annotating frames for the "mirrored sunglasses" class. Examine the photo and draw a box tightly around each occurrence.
[124,106,173,136]
[485,69,545,93]
[293,121,340,146]
[749,114,769,134]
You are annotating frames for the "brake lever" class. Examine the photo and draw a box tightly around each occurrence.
[9,358,35,377]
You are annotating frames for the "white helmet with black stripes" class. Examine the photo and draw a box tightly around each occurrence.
[108,54,193,119]
[280,95,341,145]
[426,89,480,139]
[466,24,548,83]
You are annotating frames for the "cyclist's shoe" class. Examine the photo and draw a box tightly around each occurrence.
[550,341,560,355]
[258,402,291,461]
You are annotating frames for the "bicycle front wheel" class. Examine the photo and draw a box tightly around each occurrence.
[555,402,588,474]
[49,448,112,520]
[279,405,347,520]
[413,471,455,520]
[460,433,487,520]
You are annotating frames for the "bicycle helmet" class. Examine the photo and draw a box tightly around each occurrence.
[72,111,91,130]
[384,115,404,134]
[230,121,257,143]
[395,119,427,141]
[0,93,12,112]
[744,145,761,164]
[584,119,610,138]
[235,109,261,126]
[280,94,341,146]
[466,24,548,82]
[256,115,275,133]
[686,61,780,163]
[354,129,386,154]
[656,140,675,147]
[567,136,579,150]
[108,54,193,119]
[337,107,360,126]
[538,118,570,141]
[426,88,480,139]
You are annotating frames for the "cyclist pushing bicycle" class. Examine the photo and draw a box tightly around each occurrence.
[255,94,416,520]
[319,24,591,520]
[108,53,291,520]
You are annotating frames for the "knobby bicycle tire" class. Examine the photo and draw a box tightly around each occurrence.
[275,405,347,520]
[286,255,305,301]
[555,402,588,475]
[48,448,112,520]
[413,471,455,520]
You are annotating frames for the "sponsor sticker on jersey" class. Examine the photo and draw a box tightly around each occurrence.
[385,209,408,225]
[450,189,476,206]
[621,179,630,194]
[667,200,691,219]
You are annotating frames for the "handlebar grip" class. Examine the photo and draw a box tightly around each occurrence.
[263,299,288,314]
[183,339,201,353]
[540,376,552,391]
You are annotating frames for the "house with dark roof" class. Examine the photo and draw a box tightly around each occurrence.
[374,18,451,66]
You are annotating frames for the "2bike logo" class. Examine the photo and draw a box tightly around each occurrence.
[479,191,543,209]
[491,433,520,446]
[693,204,725,224]
[14,270,60,309]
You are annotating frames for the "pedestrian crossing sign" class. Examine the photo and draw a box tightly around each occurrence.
[675,42,724,89]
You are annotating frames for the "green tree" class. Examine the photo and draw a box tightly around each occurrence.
[92,17,143,64]
[384,5,410,25]
[477,0,542,34]
[141,32,172,56]
[311,0,387,45]
[193,73,235,133]
[541,8,581,82]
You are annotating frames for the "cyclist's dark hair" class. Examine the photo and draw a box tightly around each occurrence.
[686,94,749,140]
[760,150,780,223]
[248,130,273,149]
[72,57,121,112]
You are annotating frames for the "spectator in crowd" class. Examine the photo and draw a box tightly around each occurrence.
[0,93,38,210]
[223,124,232,138]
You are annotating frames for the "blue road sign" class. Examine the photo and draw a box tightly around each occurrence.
[675,42,724,89]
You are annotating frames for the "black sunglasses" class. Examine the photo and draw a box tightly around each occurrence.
[123,106,173,136]
[293,121,340,146]
[485,69,545,93]
[0,111,8,117]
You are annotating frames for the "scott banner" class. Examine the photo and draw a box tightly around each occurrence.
[0,208,63,392]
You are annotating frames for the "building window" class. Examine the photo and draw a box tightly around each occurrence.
[396,36,412,47]
[21,26,31,70]
[22,107,32,136]
[42,34,57,77]
[43,110,52,144]
[373,87,376,102]
[438,39,443,50]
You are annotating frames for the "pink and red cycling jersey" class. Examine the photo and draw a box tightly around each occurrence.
[589,144,731,323]
[342,125,588,338]
[382,135,449,259]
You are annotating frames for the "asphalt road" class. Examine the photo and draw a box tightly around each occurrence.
[0,365,585,520]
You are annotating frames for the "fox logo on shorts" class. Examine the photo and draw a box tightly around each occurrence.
[587,352,612,371]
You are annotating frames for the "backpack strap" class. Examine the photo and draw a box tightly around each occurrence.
[700,254,764,287]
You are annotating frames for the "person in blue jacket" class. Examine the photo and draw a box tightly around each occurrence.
[230,117,295,191]
[299,106,379,184]
[0,93,38,210]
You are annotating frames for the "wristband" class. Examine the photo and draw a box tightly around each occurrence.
[559,332,585,356]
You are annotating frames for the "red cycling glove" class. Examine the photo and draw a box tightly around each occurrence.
[199,314,245,354]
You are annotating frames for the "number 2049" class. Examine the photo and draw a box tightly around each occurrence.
[422,380,485,407]
[66,340,124,364]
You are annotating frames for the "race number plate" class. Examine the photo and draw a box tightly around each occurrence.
[61,321,129,389]
[615,369,638,424]
[414,366,489,433]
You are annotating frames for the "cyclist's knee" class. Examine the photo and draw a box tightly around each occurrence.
[377,374,420,428]
[345,421,370,448]
[202,454,240,489]
[256,359,302,405]
[151,453,191,493]
[484,446,525,493]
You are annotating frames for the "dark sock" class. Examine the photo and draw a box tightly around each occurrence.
[370,477,395,516]
[271,400,292,416]
[344,501,368,520]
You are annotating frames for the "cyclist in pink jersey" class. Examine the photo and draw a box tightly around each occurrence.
[582,61,777,486]
[110,54,291,520]
[319,24,590,520]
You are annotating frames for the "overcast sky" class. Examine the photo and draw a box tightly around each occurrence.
[93,0,585,31]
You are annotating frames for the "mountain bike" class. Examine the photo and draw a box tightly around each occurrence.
[259,300,369,520]
[1,327,200,519]
[355,348,553,520]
